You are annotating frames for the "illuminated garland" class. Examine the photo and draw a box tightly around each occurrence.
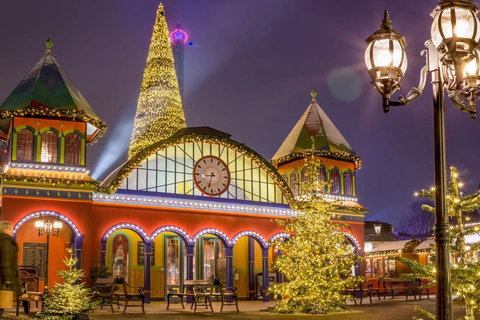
[128,3,186,158]
[0,107,106,141]
[2,174,98,188]
[271,151,362,169]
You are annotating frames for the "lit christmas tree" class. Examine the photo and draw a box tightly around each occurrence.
[398,166,480,320]
[129,3,186,159]
[38,257,98,320]
[269,144,362,314]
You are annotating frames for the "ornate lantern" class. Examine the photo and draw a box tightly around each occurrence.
[365,11,408,113]
[431,0,480,86]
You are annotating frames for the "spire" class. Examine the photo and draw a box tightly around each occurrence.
[0,40,106,143]
[272,91,356,162]
[128,3,186,159]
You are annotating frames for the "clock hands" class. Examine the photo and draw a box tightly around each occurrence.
[207,172,215,188]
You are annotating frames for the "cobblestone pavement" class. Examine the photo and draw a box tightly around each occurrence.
[2,295,469,320]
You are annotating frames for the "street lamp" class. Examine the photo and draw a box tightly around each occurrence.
[35,214,62,293]
[365,1,480,320]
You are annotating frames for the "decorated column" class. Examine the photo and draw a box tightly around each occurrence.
[262,248,270,302]
[74,235,84,270]
[100,240,107,266]
[186,244,195,304]
[248,237,255,300]
[143,242,152,303]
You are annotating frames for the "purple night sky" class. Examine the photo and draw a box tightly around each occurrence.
[0,0,479,228]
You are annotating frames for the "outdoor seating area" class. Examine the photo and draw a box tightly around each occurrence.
[166,279,239,313]
[90,278,145,314]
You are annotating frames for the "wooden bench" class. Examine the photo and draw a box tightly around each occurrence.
[113,278,145,314]
[215,282,239,312]
[91,278,117,313]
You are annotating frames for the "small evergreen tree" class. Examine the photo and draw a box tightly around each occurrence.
[38,257,98,320]
[269,147,362,314]
[399,166,480,320]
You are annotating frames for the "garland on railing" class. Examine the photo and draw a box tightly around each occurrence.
[2,174,98,188]
[0,107,107,140]
[271,151,362,169]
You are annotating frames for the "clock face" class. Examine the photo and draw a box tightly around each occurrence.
[193,156,231,196]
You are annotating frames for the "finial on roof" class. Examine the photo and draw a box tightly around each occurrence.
[311,89,317,101]
[45,38,53,54]
[380,11,393,31]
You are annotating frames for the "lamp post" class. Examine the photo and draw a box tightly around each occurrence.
[35,214,62,293]
[364,1,480,320]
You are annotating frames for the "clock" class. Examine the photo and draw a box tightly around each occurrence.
[193,156,231,196]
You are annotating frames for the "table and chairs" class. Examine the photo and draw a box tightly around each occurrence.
[166,279,239,313]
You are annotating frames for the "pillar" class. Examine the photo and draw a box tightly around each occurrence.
[74,235,84,270]
[143,242,152,303]
[186,244,195,304]
[100,241,107,266]
[262,248,270,302]
[226,246,234,292]
[248,237,255,300]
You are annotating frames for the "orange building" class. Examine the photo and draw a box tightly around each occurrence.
[0,4,366,303]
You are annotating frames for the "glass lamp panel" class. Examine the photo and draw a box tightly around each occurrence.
[401,50,408,74]
[365,43,373,70]
[464,57,478,75]
[431,13,443,47]
[372,39,393,67]
[441,9,454,40]
[392,39,404,68]
[454,7,475,39]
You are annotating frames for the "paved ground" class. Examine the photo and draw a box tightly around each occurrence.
[2,295,469,319]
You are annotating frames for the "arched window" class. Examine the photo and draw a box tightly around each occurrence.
[16,130,34,161]
[41,131,58,163]
[318,165,327,192]
[112,234,129,282]
[290,170,299,197]
[282,173,288,185]
[330,168,340,194]
[344,171,354,196]
[301,167,308,183]
[64,133,81,165]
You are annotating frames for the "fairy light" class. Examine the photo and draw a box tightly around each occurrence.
[129,3,186,159]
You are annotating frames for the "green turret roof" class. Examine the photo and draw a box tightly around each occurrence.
[0,41,106,141]
[272,91,357,162]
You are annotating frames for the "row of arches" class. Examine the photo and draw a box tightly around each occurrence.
[15,128,83,165]
[12,211,361,303]
[283,166,355,197]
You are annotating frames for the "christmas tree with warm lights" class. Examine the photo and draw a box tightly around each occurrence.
[38,257,97,320]
[129,3,186,159]
[269,143,362,314]
[398,166,480,320]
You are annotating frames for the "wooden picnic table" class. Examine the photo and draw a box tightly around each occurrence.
[379,278,417,300]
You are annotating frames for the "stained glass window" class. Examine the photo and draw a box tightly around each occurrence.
[41,131,58,163]
[318,165,327,192]
[344,171,354,196]
[290,170,299,198]
[330,168,340,194]
[122,142,286,204]
[16,130,34,161]
[64,133,81,165]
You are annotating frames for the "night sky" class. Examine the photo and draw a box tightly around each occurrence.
[1,0,479,228]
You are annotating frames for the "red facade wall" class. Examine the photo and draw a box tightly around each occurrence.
[2,195,366,283]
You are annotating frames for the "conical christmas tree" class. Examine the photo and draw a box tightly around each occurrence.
[269,141,362,314]
[38,257,98,320]
[129,3,186,159]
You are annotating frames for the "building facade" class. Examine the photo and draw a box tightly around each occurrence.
[0,4,366,303]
